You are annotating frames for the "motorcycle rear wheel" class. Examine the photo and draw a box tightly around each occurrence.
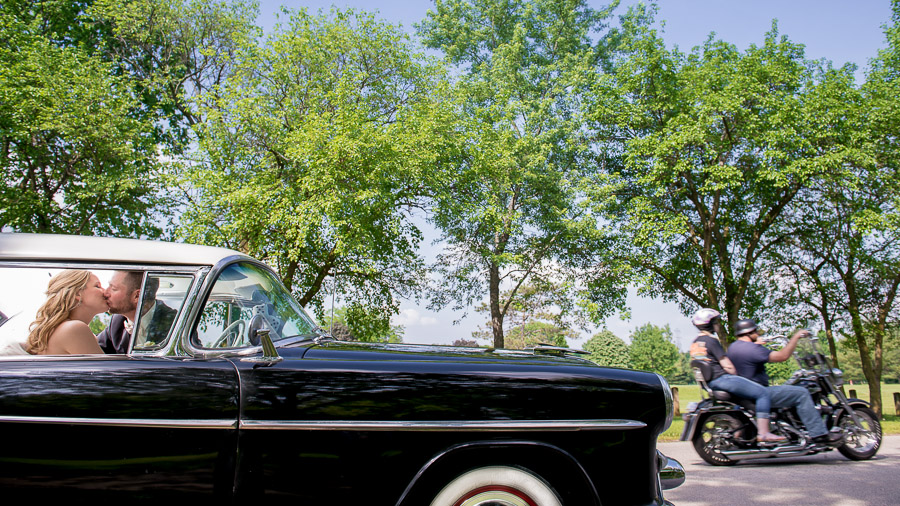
[837,406,882,461]
[692,413,741,466]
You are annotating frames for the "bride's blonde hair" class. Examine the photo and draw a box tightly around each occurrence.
[27,270,92,354]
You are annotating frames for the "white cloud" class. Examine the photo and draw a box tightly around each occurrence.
[393,308,438,327]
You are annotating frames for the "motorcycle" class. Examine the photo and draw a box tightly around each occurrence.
[680,332,882,465]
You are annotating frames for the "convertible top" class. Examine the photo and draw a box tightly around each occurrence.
[0,233,248,266]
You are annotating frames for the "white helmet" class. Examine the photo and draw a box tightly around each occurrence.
[692,308,721,328]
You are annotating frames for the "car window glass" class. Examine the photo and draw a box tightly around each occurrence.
[132,274,192,351]
[0,267,114,356]
[194,262,319,349]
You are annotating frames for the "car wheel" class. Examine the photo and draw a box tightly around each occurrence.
[429,465,563,506]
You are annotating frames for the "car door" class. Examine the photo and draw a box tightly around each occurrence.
[0,264,241,501]
[185,260,433,503]
[0,356,240,501]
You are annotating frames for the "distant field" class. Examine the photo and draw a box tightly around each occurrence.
[660,383,900,442]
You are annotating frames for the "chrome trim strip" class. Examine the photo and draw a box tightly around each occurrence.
[0,415,237,429]
[0,416,645,432]
[240,419,647,431]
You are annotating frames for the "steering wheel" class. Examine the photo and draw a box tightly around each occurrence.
[212,319,246,348]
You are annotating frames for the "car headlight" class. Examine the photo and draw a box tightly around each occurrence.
[656,374,674,433]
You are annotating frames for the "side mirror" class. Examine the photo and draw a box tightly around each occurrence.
[241,330,283,367]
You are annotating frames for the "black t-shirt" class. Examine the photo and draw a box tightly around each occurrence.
[727,339,772,386]
[689,333,727,380]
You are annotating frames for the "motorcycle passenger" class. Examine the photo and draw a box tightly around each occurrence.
[728,319,844,446]
[689,309,785,443]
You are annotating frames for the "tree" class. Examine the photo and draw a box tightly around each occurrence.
[766,3,900,416]
[628,323,680,378]
[836,327,900,385]
[318,305,403,343]
[765,355,798,385]
[179,8,456,331]
[670,351,694,385]
[778,178,900,416]
[90,0,257,157]
[764,251,847,368]
[470,281,581,349]
[503,321,576,349]
[588,13,861,337]
[583,329,631,368]
[0,1,163,236]
[0,0,257,237]
[419,0,625,349]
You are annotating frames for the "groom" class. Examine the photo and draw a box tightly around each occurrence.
[98,271,176,354]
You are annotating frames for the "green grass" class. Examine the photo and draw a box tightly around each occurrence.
[659,383,900,442]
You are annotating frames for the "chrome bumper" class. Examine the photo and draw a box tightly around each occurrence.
[658,450,685,490]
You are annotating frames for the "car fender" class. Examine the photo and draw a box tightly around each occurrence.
[395,440,601,506]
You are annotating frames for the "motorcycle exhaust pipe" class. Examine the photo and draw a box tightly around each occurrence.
[720,444,812,461]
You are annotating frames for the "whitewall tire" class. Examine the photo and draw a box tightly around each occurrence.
[429,466,563,506]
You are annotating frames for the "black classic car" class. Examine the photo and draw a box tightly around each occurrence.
[0,233,683,505]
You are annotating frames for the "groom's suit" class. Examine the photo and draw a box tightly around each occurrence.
[97,302,177,354]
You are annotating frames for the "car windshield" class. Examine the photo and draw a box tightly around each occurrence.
[194,262,321,348]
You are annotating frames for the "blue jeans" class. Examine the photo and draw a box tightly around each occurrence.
[769,385,828,437]
[709,374,772,418]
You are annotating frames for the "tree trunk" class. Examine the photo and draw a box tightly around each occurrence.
[824,325,838,369]
[489,261,504,349]
[846,279,883,417]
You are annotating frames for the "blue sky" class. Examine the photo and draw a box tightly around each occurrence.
[253,1,895,349]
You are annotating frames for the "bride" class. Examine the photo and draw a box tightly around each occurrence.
[26,270,107,355]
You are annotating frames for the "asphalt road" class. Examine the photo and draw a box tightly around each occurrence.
[659,435,900,506]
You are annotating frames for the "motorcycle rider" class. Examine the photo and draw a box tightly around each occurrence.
[689,309,785,442]
[728,319,844,446]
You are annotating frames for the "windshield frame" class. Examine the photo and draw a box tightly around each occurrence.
[181,257,324,358]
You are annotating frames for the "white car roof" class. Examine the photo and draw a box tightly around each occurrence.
[0,233,249,266]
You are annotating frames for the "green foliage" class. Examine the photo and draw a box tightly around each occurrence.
[511,321,575,349]
[88,314,110,335]
[0,0,255,237]
[90,0,258,155]
[837,328,900,384]
[583,329,631,368]
[668,351,695,385]
[765,2,900,415]
[765,358,799,385]
[470,281,580,349]
[317,305,403,343]
[866,0,900,170]
[179,8,455,332]
[420,0,627,349]
[0,1,164,236]
[588,10,863,336]
[7,1,900,380]
[628,323,680,378]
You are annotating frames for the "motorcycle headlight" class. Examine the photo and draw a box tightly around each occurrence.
[831,368,843,387]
